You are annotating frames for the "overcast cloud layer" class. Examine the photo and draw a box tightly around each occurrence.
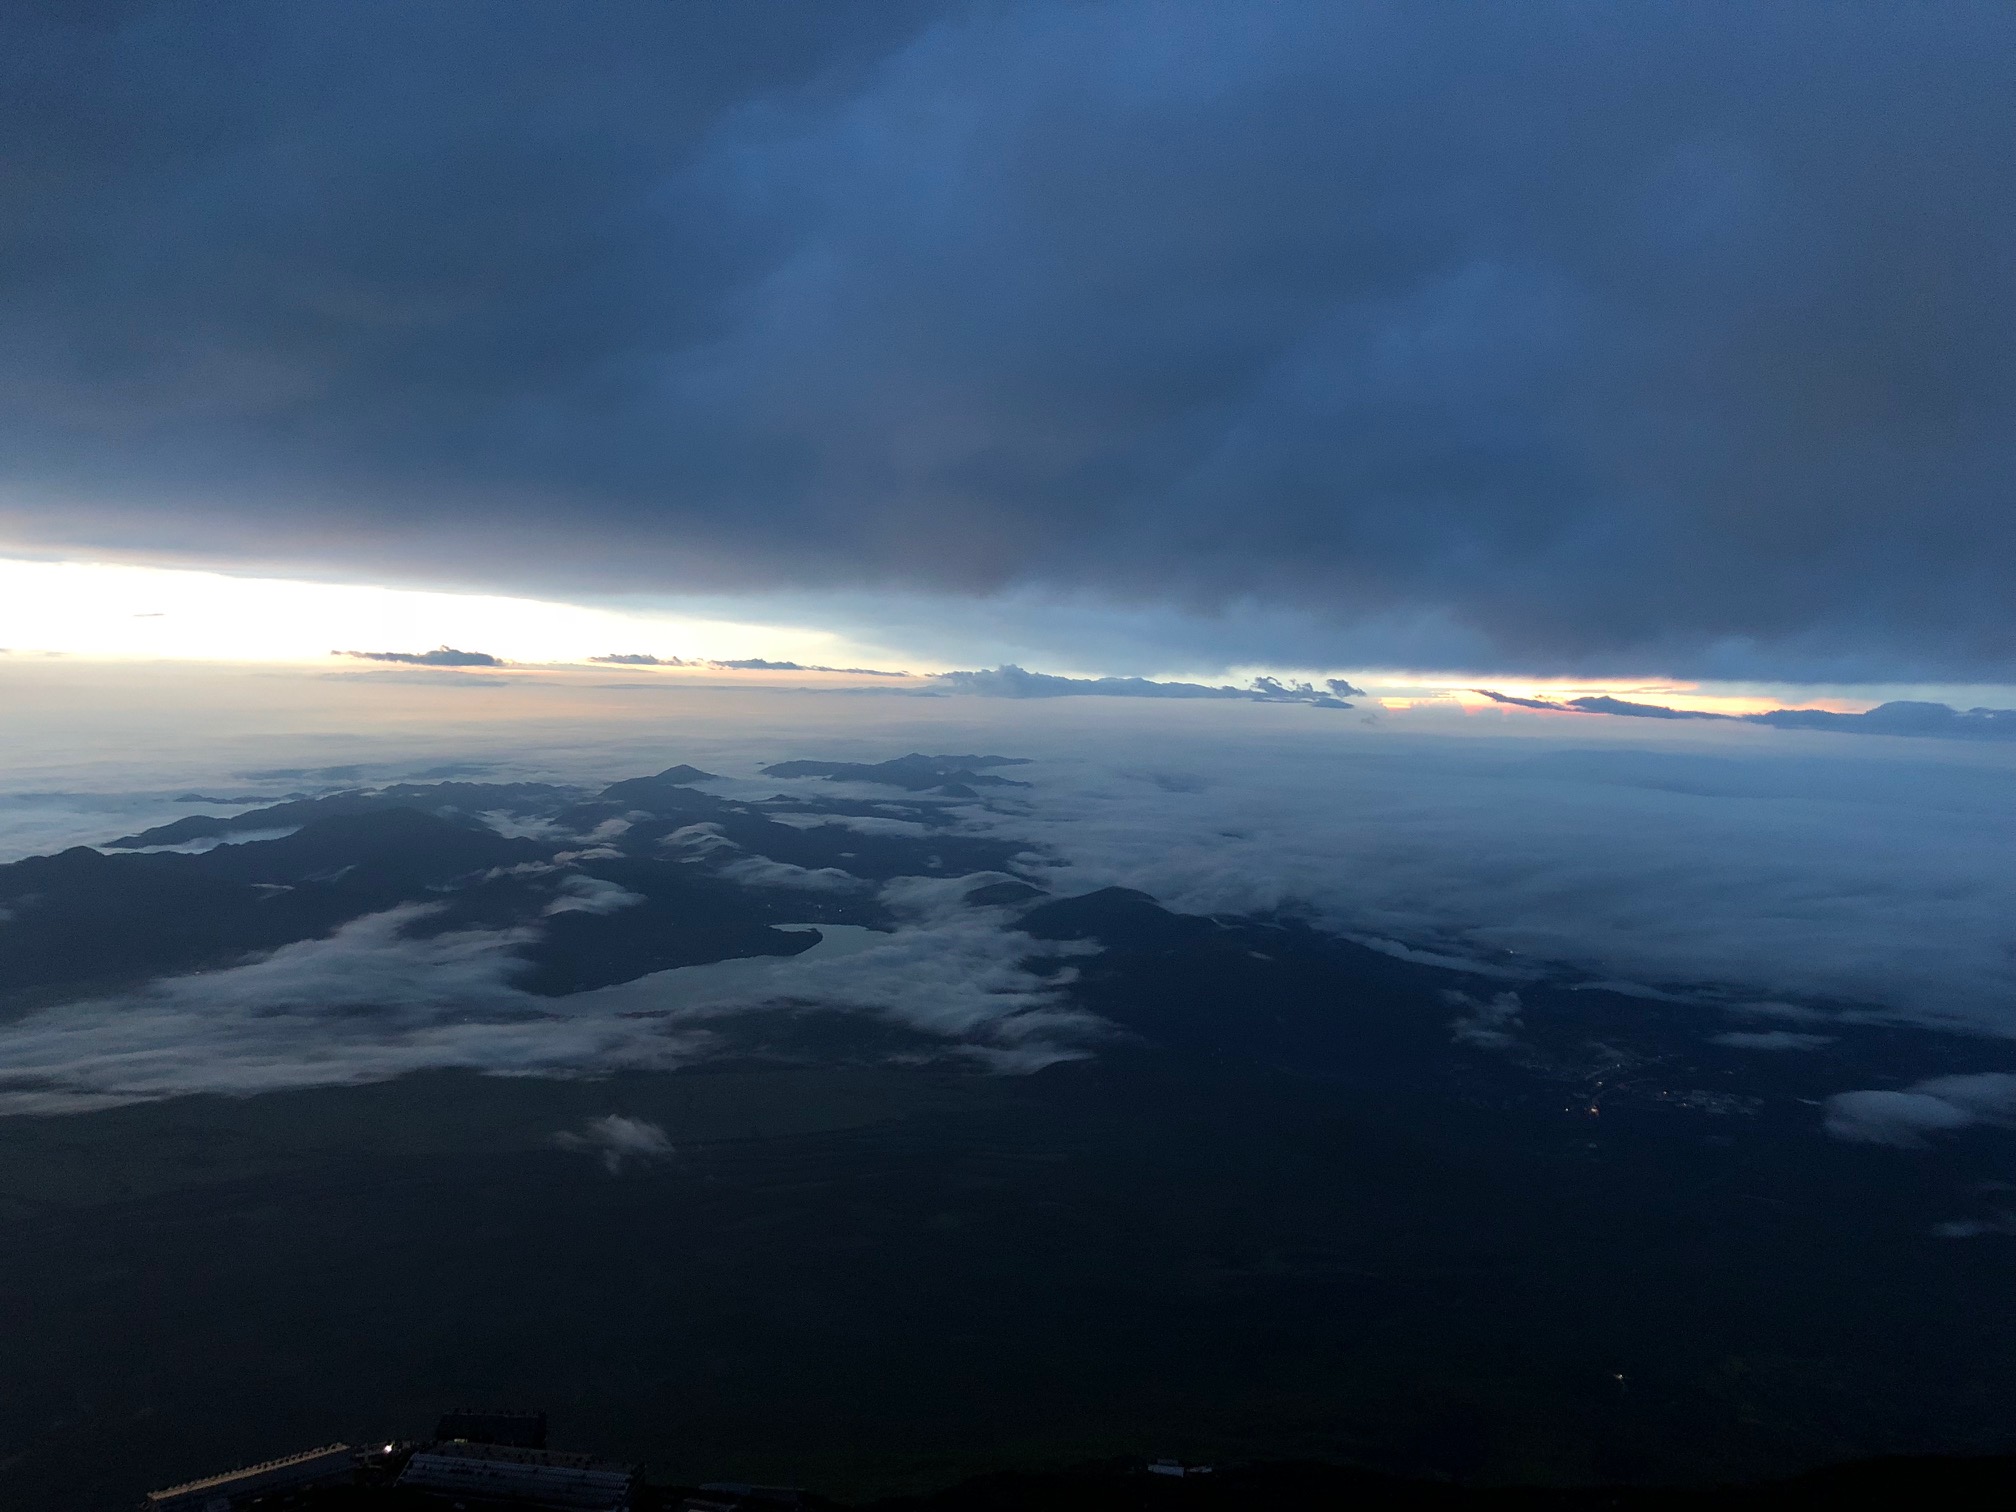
[2,2,2012,678]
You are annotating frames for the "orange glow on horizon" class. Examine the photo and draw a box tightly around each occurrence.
[1439,683,1870,718]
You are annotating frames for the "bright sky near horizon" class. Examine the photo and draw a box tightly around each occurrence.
[0,556,861,670]
[5,554,2007,719]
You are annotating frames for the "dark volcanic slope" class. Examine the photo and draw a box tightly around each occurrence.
[105,781,577,849]
[3,1043,2013,1511]
[1,761,1044,1013]
[0,846,338,1008]
[3,751,2013,1511]
[247,1450,2016,1511]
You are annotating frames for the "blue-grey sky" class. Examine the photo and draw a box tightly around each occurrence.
[1,1,2011,679]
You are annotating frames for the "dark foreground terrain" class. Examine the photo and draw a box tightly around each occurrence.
[871,1456,2016,1510]
[4,1047,2012,1510]
[190,1451,2016,1511]
[1,760,2012,1509]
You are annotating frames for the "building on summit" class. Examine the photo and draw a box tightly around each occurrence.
[396,1438,639,1510]
[434,1408,549,1449]
[143,1443,355,1511]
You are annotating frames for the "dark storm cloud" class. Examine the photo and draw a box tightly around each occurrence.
[1,2,2013,677]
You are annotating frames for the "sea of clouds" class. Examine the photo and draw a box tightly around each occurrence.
[0,666,2011,1117]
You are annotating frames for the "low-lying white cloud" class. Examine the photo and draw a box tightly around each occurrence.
[555,1114,674,1173]
[0,879,1099,1112]
[543,874,646,914]
[716,855,866,893]
[1823,1073,2016,1147]
[937,709,2016,1036]
[1448,990,1524,1049]
[763,812,934,839]
[583,878,1101,1060]
[660,822,737,856]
